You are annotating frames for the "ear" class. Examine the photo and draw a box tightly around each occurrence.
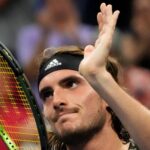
[84,45,95,58]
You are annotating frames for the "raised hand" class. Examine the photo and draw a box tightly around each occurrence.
[79,3,119,78]
[79,4,150,150]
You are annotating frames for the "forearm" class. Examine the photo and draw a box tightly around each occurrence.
[86,71,150,150]
[80,3,150,149]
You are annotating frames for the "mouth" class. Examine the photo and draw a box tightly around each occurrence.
[58,112,77,122]
[53,108,79,122]
[59,112,75,118]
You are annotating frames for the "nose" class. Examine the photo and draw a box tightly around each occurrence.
[53,88,67,111]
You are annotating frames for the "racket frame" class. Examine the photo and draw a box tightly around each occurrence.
[0,42,48,150]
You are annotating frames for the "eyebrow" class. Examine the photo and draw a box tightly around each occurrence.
[39,75,80,93]
[58,75,80,85]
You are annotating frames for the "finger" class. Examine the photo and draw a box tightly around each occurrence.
[105,4,112,23]
[93,6,119,66]
[112,10,120,28]
[106,4,112,16]
[95,38,100,48]
[99,4,113,32]
[104,7,120,32]
[97,12,103,31]
[100,3,107,15]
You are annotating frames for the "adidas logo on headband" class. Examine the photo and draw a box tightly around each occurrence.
[38,53,83,85]
[45,59,62,71]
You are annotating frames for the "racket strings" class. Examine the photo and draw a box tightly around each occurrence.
[0,55,41,148]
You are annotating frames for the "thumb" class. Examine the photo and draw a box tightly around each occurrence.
[84,45,95,58]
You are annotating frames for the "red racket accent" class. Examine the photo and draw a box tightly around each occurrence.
[0,53,41,149]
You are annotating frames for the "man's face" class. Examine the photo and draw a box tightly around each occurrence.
[39,70,108,143]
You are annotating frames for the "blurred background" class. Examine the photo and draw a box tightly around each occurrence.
[0,0,149,111]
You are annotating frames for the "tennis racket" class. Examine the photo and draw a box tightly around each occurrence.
[0,42,48,150]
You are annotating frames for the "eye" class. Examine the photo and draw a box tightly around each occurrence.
[63,78,78,89]
[39,87,53,102]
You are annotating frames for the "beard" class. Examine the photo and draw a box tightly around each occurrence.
[51,111,107,146]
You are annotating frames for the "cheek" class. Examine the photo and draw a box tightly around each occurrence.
[43,103,53,119]
[79,88,105,114]
[78,91,107,128]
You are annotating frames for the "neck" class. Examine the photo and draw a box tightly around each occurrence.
[66,122,129,150]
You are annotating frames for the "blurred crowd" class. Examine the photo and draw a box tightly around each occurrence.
[0,0,150,109]
[112,0,150,109]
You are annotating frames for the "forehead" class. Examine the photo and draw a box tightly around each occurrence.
[39,69,83,89]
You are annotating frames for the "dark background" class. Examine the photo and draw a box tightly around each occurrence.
[76,0,133,31]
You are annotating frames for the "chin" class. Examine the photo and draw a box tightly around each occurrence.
[53,121,104,146]
[55,120,80,135]
[51,111,107,145]
[54,114,80,134]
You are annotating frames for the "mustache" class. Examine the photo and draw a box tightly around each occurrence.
[51,107,79,122]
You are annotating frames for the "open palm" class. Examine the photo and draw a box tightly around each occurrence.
[79,3,119,77]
